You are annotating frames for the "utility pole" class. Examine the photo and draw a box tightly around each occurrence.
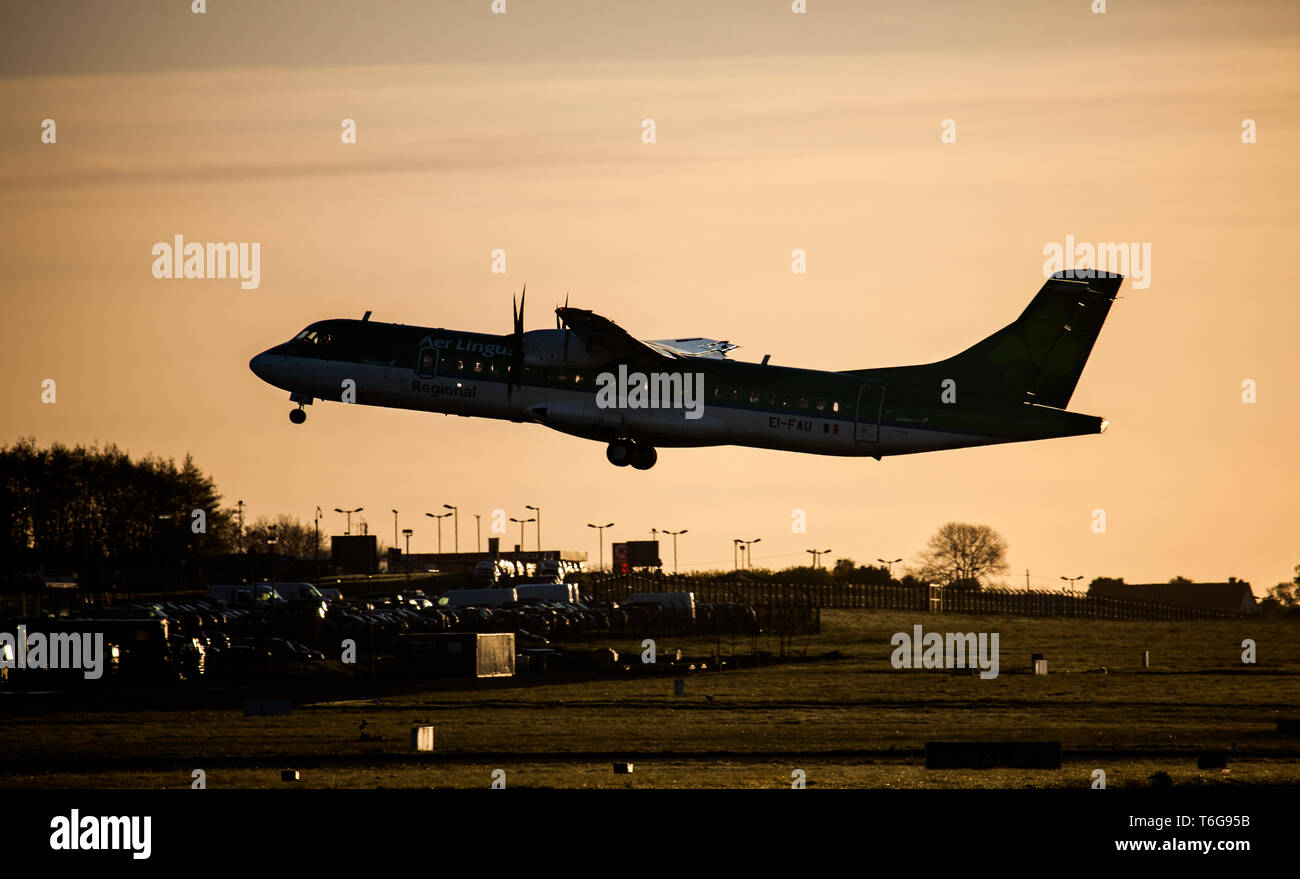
[806,548,831,568]
[661,529,688,574]
[510,517,535,553]
[526,505,541,551]
[587,522,614,571]
[314,506,322,580]
[335,507,363,536]
[426,512,452,553]
[443,504,459,553]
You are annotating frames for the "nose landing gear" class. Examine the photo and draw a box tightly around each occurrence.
[606,438,657,470]
[288,393,312,424]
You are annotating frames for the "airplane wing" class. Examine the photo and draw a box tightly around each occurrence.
[555,307,670,367]
[643,337,740,360]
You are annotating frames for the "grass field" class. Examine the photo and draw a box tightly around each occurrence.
[3,610,1298,789]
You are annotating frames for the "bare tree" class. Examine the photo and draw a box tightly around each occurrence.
[241,514,324,558]
[913,522,1009,588]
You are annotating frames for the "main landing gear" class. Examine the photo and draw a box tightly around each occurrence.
[606,438,657,470]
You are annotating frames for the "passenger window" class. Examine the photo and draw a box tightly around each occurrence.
[782,394,791,407]
[474,361,483,373]
[815,399,826,411]
[798,397,809,408]
[554,370,567,382]
[748,390,760,404]
[456,360,465,372]
[767,391,777,406]
[729,388,740,401]
[832,401,840,413]
[573,372,583,384]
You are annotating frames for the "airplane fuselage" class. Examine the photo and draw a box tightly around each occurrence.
[249,317,1105,465]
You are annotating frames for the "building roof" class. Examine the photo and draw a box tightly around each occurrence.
[1087,580,1256,613]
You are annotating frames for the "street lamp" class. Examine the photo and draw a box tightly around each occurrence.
[587,522,614,571]
[266,524,278,607]
[509,517,535,552]
[878,558,902,579]
[1060,575,1083,590]
[402,528,414,580]
[335,507,363,536]
[806,548,832,568]
[661,529,688,574]
[314,506,322,579]
[425,512,452,553]
[473,513,482,553]
[391,509,399,547]
[739,538,761,570]
[525,505,541,551]
[443,504,459,553]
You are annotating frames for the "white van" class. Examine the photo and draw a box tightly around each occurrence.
[624,592,696,619]
[439,588,518,608]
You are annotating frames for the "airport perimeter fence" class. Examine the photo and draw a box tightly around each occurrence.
[583,575,1249,622]
[583,574,821,641]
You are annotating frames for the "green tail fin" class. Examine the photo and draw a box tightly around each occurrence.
[848,271,1122,408]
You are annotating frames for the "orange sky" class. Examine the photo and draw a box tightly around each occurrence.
[2,1,1298,591]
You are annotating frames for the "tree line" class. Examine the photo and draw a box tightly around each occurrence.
[0,438,321,591]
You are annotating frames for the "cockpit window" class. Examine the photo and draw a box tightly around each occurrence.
[293,328,331,345]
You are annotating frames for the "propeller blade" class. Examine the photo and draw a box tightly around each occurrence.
[562,292,570,360]
[507,284,526,399]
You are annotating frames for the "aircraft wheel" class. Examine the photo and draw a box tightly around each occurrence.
[289,408,307,424]
[606,439,634,467]
[631,445,658,470]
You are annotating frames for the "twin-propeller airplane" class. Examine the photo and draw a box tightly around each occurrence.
[249,270,1123,470]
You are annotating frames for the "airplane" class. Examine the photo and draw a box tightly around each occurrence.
[249,270,1123,470]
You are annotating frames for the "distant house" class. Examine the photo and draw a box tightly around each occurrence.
[1087,578,1257,615]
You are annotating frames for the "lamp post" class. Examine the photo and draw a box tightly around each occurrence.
[335,507,363,536]
[509,517,535,552]
[525,505,540,551]
[1060,575,1083,591]
[587,522,614,571]
[733,539,741,572]
[425,512,452,553]
[314,506,322,579]
[391,509,399,547]
[473,514,482,553]
[739,538,761,570]
[402,528,414,581]
[661,529,688,574]
[878,558,902,579]
[266,524,278,608]
[443,505,459,553]
[806,548,832,568]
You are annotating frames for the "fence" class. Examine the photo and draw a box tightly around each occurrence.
[582,575,1250,622]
